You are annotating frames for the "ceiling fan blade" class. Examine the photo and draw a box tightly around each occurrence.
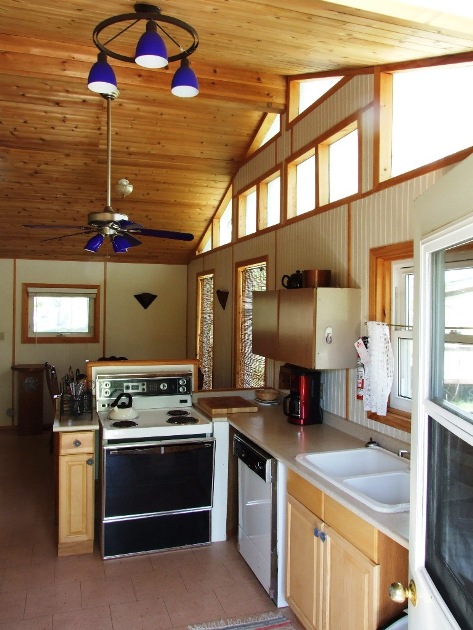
[118,219,143,230]
[136,228,194,241]
[40,229,96,242]
[23,224,91,230]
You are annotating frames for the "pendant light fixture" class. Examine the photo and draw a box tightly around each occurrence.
[88,3,199,98]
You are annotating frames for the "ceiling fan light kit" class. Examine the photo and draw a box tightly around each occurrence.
[84,233,105,253]
[88,3,199,97]
[24,3,197,254]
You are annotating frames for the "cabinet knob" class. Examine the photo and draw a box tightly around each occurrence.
[86,458,94,466]
[73,439,81,447]
[314,527,327,542]
[388,580,417,607]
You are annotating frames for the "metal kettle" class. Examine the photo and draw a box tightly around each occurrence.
[281,270,303,289]
[108,392,138,420]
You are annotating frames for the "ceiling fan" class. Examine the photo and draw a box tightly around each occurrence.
[23,94,194,253]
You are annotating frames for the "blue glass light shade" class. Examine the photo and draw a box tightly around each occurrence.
[84,233,105,252]
[135,20,168,68]
[87,52,118,96]
[171,58,199,97]
[112,234,142,253]
[112,235,131,253]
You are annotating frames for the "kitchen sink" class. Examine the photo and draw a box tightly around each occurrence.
[295,447,410,513]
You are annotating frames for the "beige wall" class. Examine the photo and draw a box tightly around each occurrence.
[1,259,187,427]
[186,71,463,445]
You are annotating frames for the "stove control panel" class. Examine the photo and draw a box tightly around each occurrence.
[96,374,192,405]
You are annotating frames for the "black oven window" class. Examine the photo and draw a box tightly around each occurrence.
[426,416,473,630]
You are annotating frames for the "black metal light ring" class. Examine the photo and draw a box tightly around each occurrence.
[92,11,199,64]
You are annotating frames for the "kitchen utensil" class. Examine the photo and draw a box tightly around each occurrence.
[281,270,303,289]
[108,392,138,420]
[196,396,258,416]
[302,269,331,288]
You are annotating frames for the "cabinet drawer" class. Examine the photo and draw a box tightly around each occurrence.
[287,469,324,518]
[324,495,379,561]
[59,431,94,455]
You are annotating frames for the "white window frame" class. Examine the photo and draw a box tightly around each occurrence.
[391,260,414,412]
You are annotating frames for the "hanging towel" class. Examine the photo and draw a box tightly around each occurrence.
[363,321,393,416]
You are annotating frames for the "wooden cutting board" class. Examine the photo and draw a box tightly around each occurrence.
[196,395,257,416]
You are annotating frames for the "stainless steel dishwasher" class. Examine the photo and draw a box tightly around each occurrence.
[233,432,287,607]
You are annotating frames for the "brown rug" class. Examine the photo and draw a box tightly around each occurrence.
[188,612,295,630]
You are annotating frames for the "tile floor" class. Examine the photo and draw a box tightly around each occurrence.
[0,431,303,630]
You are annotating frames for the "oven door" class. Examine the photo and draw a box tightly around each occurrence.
[102,437,215,558]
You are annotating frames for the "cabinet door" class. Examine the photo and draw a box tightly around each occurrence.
[252,290,279,359]
[58,452,94,554]
[278,289,316,368]
[325,525,379,630]
[286,494,324,630]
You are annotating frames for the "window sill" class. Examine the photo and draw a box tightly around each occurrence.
[367,407,411,433]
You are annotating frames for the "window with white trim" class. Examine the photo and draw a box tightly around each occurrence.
[391,260,414,412]
[22,284,99,344]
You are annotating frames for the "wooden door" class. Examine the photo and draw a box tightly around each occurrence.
[58,452,94,554]
[325,525,378,630]
[286,494,324,630]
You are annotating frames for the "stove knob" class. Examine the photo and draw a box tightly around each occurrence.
[159,382,168,391]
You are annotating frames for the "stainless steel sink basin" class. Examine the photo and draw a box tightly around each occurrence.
[295,447,410,513]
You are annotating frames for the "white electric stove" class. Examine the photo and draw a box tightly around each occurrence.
[92,365,228,558]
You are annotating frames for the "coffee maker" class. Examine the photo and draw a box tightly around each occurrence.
[282,367,322,425]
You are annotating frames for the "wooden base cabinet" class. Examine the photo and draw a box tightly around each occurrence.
[286,495,325,630]
[286,471,407,630]
[57,431,95,556]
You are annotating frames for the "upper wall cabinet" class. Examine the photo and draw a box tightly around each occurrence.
[253,288,361,370]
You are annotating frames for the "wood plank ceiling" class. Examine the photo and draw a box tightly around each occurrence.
[1,0,473,264]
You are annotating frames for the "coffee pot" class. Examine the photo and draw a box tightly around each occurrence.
[281,270,303,289]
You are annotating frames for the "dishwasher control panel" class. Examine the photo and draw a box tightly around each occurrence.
[233,433,272,483]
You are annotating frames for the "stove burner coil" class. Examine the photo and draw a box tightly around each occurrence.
[111,420,138,428]
[167,409,190,417]
[166,417,199,425]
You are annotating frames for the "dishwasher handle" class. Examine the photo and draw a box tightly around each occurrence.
[233,434,272,482]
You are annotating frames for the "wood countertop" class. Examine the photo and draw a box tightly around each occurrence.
[194,392,410,549]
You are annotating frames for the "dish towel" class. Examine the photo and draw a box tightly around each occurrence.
[363,321,394,416]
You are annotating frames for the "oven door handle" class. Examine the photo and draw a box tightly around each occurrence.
[107,440,215,456]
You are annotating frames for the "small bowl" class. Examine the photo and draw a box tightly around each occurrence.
[255,388,279,402]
